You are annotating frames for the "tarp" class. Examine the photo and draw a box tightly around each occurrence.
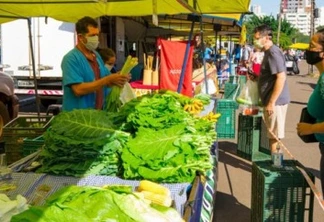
[288,43,309,50]
[0,0,251,24]
[159,39,194,97]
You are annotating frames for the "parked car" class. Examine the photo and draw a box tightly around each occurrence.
[0,71,19,134]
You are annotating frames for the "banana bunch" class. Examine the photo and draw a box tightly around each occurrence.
[183,99,204,115]
[202,112,221,122]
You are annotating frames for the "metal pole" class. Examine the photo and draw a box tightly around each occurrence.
[27,18,41,117]
[177,20,195,93]
[276,0,283,46]
[310,0,315,74]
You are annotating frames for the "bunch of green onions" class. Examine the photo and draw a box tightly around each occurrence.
[105,56,138,112]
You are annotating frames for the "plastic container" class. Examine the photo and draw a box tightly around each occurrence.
[251,160,314,222]
[2,116,53,164]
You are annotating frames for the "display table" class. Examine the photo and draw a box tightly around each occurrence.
[2,172,190,215]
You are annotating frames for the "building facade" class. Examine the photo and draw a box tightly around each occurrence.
[282,0,322,35]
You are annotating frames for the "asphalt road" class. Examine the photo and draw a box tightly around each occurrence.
[214,60,324,222]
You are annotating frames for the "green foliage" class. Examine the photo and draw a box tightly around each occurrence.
[245,14,299,47]
[38,109,130,177]
[316,25,324,31]
[12,186,182,222]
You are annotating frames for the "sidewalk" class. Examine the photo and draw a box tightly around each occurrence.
[213,61,324,222]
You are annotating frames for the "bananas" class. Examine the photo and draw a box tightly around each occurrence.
[202,112,221,122]
[183,99,204,115]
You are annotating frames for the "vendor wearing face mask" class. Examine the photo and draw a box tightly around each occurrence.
[297,29,324,194]
[253,24,290,154]
[97,48,117,73]
[61,16,130,111]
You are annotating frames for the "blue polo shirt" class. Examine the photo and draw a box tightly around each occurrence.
[61,48,111,111]
[308,72,324,142]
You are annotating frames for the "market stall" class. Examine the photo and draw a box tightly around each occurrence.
[1,90,220,221]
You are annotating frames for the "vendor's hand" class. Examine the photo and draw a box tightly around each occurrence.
[104,73,131,87]
[297,123,313,136]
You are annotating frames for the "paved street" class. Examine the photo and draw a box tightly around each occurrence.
[214,60,324,222]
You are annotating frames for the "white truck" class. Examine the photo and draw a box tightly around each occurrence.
[0,17,76,107]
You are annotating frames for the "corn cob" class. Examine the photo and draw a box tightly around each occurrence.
[140,191,173,207]
[137,180,171,197]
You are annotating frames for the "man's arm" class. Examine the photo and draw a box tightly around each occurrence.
[71,73,130,96]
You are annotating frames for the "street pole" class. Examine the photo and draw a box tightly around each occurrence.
[276,0,283,46]
[310,0,315,74]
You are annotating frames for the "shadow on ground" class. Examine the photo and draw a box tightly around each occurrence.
[290,100,308,105]
[213,191,250,222]
[296,81,316,89]
[217,141,251,173]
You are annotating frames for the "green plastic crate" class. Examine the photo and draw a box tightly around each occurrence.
[2,116,53,164]
[259,115,271,155]
[229,75,247,86]
[224,83,240,100]
[237,114,271,161]
[23,135,44,156]
[216,99,237,139]
[251,160,314,222]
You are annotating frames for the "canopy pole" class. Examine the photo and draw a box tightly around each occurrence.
[200,16,208,95]
[177,19,195,94]
[27,18,41,117]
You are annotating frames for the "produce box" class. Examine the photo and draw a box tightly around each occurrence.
[216,99,237,139]
[224,83,239,100]
[2,116,53,164]
[237,114,271,161]
[251,160,314,222]
[23,135,44,156]
[259,116,271,155]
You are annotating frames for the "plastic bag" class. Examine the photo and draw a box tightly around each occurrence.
[236,79,259,105]
[120,82,136,104]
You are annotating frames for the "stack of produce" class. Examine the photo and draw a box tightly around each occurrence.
[11,185,184,222]
[37,109,129,177]
[119,91,217,183]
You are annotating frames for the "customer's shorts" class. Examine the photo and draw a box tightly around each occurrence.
[264,104,288,139]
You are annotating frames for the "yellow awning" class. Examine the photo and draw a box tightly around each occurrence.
[0,0,251,24]
[289,43,309,50]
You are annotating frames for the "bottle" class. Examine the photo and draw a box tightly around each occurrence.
[272,143,283,168]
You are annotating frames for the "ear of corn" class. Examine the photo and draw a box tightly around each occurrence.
[137,180,171,197]
[140,191,172,207]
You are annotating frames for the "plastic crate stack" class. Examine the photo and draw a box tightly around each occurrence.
[224,75,247,100]
[251,160,314,222]
[237,113,271,161]
[215,99,237,139]
[1,116,53,164]
[23,136,45,156]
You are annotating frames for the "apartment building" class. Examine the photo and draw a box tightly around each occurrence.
[282,0,323,35]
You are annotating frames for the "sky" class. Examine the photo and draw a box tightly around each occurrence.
[251,0,324,16]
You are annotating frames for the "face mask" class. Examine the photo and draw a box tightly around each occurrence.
[105,64,114,71]
[305,50,323,65]
[254,39,264,49]
[83,35,99,51]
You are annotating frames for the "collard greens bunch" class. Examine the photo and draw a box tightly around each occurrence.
[38,109,130,177]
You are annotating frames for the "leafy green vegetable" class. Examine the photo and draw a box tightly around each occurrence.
[38,109,130,177]
[12,185,182,222]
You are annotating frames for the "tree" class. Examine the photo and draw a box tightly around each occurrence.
[316,25,324,31]
[244,15,299,48]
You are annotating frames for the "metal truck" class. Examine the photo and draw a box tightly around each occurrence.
[0,17,76,107]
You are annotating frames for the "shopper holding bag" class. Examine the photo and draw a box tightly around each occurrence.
[297,29,324,193]
[253,25,290,154]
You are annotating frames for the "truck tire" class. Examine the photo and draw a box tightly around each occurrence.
[0,101,10,126]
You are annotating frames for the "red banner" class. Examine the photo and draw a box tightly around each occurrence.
[158,39,194,97]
